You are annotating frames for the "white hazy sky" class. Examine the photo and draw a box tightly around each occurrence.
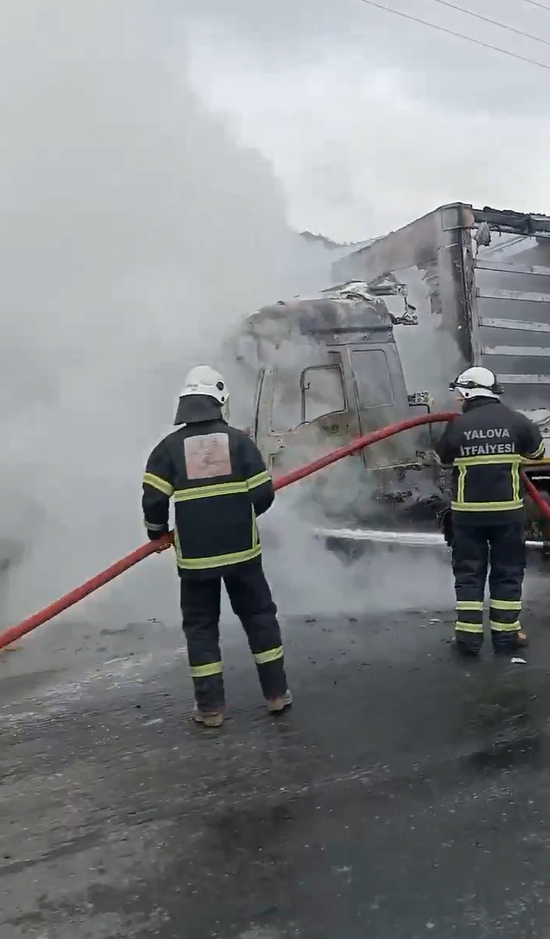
[182,0,550,240]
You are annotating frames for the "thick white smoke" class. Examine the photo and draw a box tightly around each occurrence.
[0,0,339,639]
[0,1,458,685]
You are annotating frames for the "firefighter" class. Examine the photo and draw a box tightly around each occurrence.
[435,366,545,655]
[142,365,292,727]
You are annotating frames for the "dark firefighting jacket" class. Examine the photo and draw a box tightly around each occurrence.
[435,397,545,525]
[142,418,274,578]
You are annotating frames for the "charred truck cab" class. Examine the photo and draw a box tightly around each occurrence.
[231,282,443,535]
[231,203,550,549]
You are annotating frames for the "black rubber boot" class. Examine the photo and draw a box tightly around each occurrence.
[492,629,529,656]
[451,630,483,656]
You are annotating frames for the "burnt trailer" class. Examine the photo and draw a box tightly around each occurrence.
[333,202,550,417]
[230,202,550,548]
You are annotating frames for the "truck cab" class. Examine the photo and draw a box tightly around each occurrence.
[231,281,443,530]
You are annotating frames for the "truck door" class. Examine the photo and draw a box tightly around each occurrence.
[255,356,356,479]
[347,344,422,469]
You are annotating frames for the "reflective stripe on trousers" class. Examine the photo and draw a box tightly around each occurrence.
[180,564,287,710]
[254,646,283,665]
[489,597,522,633]
[455,599,484,634]
[455,599,522,634]
[452,519,525,646]
[189,660,223,679]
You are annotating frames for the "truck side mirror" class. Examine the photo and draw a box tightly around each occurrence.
[408,392,433,408]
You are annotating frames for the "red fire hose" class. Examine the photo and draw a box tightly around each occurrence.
[0,410,548,651]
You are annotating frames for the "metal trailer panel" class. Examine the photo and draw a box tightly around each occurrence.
[332,202,550,414]
[471,228,550,410]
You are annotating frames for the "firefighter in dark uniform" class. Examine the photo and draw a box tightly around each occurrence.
[436,366,545,655]
[142,365,292,727]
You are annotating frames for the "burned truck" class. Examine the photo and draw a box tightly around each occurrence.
[229,203,550,547]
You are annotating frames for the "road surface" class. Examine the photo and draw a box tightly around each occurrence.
[2,577,550,938]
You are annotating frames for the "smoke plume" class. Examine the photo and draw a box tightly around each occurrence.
[0,0,336,637]
[0,0,457,682]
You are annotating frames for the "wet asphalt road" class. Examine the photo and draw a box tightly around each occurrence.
[3,598,550,938]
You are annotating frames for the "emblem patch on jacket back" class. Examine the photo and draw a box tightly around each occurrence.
[184,433,232,479]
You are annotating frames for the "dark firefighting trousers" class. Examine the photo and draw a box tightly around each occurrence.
[451,518,525,652]
[180,560,288,711]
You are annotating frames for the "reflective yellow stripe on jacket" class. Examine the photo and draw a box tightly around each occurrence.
[173,481,247,502]
[167,475,269,571]
[143,471,270,499]
[143,472,174,496]
[247,470,271,490]
[171,471,271,503]
[175,543,262,571]
[524,442,545,461]
[451,453,524,513]
[175,504,261,571]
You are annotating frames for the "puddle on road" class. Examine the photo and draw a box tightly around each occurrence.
[458,666,550,775]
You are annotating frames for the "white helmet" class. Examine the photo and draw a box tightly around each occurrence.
[179,365,229,406]
[450,366,503,401]
[174,364,229,425]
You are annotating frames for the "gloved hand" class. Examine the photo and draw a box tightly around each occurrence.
[437,507,453,548]
[146,527,169,542]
